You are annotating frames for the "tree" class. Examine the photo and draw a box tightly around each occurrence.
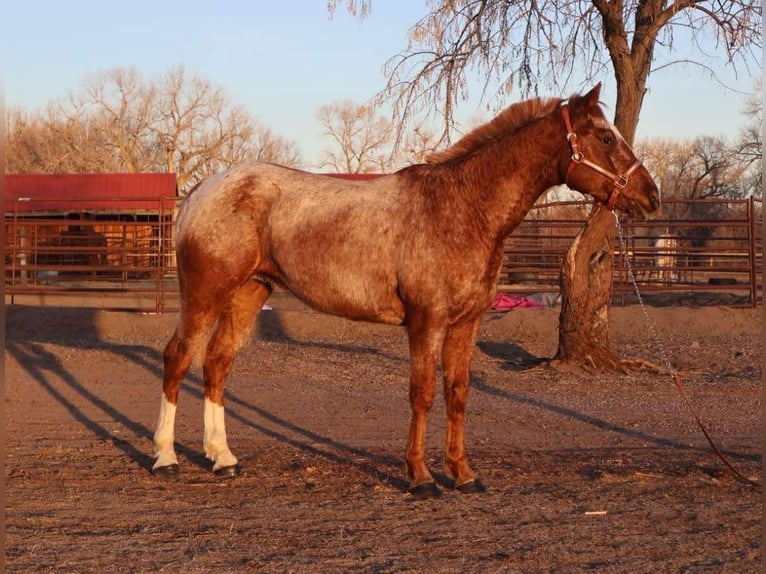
[6,104,117,173]
[636,133,756,256]
[73,67,157,173]
[334,0,760,148]
[332,0,761,371]
[6,66,302,193]
[317,100,394,173]
[639,135,756,213]
[735,79,762,197]
[150,66,300,191]
[393,125,440,166]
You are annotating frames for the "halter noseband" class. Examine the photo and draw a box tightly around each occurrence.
[559,101,642,210]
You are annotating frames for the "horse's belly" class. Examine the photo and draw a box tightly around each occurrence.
[279,267,406,325]
[307,296,405,325]
[292,286,406,325]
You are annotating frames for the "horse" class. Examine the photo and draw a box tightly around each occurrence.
[152,84,660,498]
[652,234,680,285]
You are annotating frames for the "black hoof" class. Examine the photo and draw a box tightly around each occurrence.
[214,464,241,478]
[152,464,180,479]
[408,482,442,499]
[456,478,487,494]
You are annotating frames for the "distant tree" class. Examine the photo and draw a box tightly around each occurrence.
[383,124,443,169]
[6,66,302,193]
[249,122,303,166]
[637,135,749,249]
[639,135,755,217]
[6,105,116,173]
[149,66,302,191]
[735,80,762,198]
[67,67,157,173]
[317,100,393,173]
[737,79,763,166]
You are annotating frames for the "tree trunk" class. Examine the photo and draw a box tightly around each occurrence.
[554,205,625,372]
[555,1,658,371]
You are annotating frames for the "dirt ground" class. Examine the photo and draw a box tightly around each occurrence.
[4,293,762,573]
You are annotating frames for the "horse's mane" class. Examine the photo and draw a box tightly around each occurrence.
[426,97,562,164]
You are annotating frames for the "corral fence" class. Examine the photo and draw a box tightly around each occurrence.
[4,196,762,313]
[5,196,177,313]
[501,197,762,307]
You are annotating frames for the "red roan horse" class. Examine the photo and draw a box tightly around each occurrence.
[152,84,660,498]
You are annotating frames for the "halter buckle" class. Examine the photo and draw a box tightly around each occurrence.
[614,174,629,188]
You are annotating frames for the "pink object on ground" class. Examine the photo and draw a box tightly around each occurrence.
[490,292,543,311]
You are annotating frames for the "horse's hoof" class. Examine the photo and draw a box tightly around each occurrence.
[214,464,240,478]
[456,478,487,494]
[408,482,442,499]
[152,464,180,479]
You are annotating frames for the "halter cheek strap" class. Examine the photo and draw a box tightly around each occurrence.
[559,102,642,210]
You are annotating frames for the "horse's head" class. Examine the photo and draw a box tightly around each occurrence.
[559,84,660,219]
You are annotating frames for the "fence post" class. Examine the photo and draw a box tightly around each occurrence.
[156,198,165,315]
[747,196,757,307]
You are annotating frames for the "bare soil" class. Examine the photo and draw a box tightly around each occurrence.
[4,294,762,573]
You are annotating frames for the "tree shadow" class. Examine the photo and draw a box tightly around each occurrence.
[471,374,758,463]
[477,339,549,371]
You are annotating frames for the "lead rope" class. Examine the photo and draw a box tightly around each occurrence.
[613,212,761,490]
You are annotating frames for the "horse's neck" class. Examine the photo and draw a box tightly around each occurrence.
[449,114,565,240]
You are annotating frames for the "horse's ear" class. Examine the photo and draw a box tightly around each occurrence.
[583,83,602,107]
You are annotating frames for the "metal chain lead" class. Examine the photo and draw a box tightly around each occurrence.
[613,211,760,489]
[613,212,676,376]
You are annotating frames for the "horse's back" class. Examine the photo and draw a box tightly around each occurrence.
[176,163,409,324]
[261,165,408,323]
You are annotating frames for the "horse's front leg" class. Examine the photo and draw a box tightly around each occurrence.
[442,318,486,493]
[405,311,446,498]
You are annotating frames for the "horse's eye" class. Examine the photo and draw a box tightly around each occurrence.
[601,135,614,145]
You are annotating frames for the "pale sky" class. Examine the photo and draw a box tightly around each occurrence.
[5,1,759,168]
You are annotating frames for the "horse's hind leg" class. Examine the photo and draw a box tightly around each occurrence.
[442,318,485,493]
[153,304,220,477]
[203,280,272,476]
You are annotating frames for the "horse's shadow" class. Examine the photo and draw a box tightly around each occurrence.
[11,305,752,493]
[5,305,408,489]
[255,309,406,361]
[6,307,190,472]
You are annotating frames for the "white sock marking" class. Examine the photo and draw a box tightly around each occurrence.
[152,395,179,470]
[203,398,238,470]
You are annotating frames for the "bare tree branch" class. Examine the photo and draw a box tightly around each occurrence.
[340,0,761,147]
[316,100,394,172]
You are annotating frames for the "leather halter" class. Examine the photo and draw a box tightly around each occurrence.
[559,101,642,210]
